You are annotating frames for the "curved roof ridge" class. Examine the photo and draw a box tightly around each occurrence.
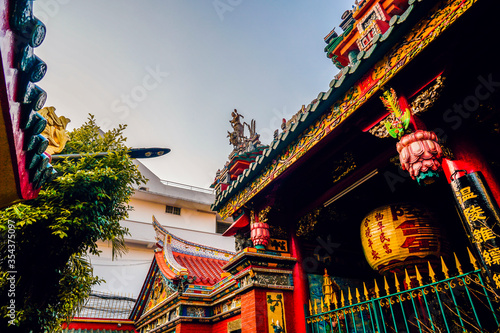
[152,215,235,261]
[161,235,188,278]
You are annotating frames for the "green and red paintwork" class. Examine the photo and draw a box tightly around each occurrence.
[213,0,480,220]
[0,0,54,208]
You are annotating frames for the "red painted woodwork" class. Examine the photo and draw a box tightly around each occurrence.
[229,159,251,180]
[62,318,137,331]
[176,322,212,333]
[154,249,227,286]
[223,212,250,236]
[290,233,308,332]
[0,0,44,206]
[212,314,241,333]
[442,137,500,208]
[176,314,241,333]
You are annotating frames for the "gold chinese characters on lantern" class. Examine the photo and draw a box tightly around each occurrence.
[360,203,447,274]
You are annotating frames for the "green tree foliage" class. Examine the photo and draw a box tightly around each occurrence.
[0,115,146,332]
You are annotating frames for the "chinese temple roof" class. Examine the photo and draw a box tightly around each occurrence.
[212,0,475,219]
[130,218,236,322]
[153,216,234,286]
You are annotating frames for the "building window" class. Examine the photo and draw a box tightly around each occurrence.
[216,221,232,234]
[165,205,181,215]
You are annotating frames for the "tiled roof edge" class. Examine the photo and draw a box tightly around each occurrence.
[212,0,432,213]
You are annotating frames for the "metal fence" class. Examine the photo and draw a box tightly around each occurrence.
[77,291,136,319]
[306,253,500,332]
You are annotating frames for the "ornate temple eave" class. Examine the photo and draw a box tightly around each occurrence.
[221,210,249,237]
[222,248,297,274]
[133,273,242,331]
[212,0,479,220]
[182,279,238,299]
[153,216,235,258]
[137,309,242,333]
[0,1,58,208]
[132,219,238,328]
[154,251,179,280]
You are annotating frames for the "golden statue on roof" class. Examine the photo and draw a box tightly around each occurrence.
[38,106,71,155]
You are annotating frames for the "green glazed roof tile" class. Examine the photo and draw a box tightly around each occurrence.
[356,50,365,61]
[389,14,400,26]
[398,4,414,23]
[334,74,346,88]
[323,88,333,100]
[213,0,434,212]
[300,112,309,122]
[311,99,321,112]
[363,42,378,59]
[349,61,360,74]
[380,26,394,42]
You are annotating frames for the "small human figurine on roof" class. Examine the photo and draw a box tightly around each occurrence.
[230,109,245,139]
[227,109,263,153]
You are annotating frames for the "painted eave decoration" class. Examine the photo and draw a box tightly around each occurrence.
[130,218,241,330]
[0,0,55,207]
[152,216,234,285]
[212,0,478,219]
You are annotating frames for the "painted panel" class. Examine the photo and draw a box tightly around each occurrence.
[267,292,286,333]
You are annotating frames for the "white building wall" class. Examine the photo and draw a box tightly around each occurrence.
[90,241,153,297]
[128,198,216,234]
[90,161,234,298]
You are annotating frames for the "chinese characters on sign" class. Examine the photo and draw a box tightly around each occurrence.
[361,203,445,274]
[451,172,500,289]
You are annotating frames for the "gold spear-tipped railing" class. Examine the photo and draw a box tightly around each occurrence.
[306,250,500,333]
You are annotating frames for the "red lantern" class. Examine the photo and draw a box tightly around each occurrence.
[396,130,443,184]
[251,222,270,250]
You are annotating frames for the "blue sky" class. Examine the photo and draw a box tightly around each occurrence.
[34,0,354,188]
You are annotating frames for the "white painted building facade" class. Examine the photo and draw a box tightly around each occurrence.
[88,161,234,299]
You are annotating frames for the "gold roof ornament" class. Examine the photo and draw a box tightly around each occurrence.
[322,269,334,306]
[38,106,71,155]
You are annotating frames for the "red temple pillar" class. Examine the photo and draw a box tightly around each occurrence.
[290,232,308,331]
[442,135,500,207]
